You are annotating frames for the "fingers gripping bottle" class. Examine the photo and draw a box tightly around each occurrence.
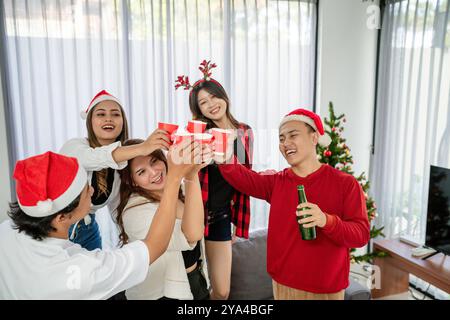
[297,185,316,240]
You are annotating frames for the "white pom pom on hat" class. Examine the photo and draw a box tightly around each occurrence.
[80,111,88,120]
[318,134,332,147]
[36,199,53,214]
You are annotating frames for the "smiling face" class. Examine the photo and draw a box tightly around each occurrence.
[90,100,124,146]
[279,121,319,167]
[197,89,228,122]
[130,154,167,193]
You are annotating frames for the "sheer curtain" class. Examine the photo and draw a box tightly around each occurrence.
[371,0,450,241]
[1,0,317,248]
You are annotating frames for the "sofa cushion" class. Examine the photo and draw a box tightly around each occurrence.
[229,228,371,300]
[229,228,273,300]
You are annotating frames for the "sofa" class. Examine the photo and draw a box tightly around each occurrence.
[229,228,371,300]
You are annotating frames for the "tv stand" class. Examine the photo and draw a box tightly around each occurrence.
[372,239,450,298]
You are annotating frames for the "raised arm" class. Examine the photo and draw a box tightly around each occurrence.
[112,129,170,163]
[60,129,170,171]
[179,144,212,244]
[214,129,275,202]
[181,175,205,244]
[218,161,275,203]
[141,140,203,264]
[60,138,127,171]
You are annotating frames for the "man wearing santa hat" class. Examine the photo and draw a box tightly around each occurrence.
[216,108,370,300]
[0,138,205,299]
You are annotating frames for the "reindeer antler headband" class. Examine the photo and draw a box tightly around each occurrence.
[175,60,222,95]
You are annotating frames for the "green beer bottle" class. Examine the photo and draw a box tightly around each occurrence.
[297,185,316,240]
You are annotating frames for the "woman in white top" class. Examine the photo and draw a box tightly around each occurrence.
[116,139,211,300]
[60,90,170,251]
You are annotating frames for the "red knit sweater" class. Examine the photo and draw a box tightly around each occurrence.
[219,163,370,293]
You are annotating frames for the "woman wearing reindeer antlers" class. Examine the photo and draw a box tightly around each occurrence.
[175,60,254,300]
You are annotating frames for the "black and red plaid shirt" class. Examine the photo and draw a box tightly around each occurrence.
[199,123,254,239]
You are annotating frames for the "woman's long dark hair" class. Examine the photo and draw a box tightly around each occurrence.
[116,139,184,246]
[189,80,240,130]
[86,100,129,199]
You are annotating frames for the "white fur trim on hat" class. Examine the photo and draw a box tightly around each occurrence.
[80,94,122,120]
[279,114,331,147]
[279,115,318,131]
[19,164,88,217]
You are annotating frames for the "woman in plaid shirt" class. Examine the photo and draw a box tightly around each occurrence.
[188,79,253,300]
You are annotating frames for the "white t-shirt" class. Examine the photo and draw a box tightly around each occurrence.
[122,195,198,300]
[0,220,149,299]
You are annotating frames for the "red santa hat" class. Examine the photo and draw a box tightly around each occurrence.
[279,108,332,147]
[13,151,87,217]
[80,90,122,120]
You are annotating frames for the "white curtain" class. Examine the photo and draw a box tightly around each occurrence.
[2,0,317,248]
[371,0,450,241]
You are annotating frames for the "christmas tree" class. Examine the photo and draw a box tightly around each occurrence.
[317,102,387,263]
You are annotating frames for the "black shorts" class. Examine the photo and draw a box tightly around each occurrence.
[205,208,232,241]
[187,260,210,300]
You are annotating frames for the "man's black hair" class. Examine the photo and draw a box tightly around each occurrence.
[7,194,81,241]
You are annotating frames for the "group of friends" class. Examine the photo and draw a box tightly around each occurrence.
[0,60,370,300]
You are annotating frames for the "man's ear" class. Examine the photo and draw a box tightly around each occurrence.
[311,131,319,146]
[53,213,72,227]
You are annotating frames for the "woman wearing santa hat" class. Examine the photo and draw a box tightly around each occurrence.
[0,140,201,299]
[60,90,170,251]
[175,61,254,300]
[215,108,370,300]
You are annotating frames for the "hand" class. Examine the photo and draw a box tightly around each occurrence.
[142,129,171,155]
[296,202,327,228]
[166,139,201,179]
[201,143,214,165]
[185,144,213,179]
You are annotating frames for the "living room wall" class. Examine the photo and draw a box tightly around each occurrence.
[316,0,379,177]
[316,0,380,256]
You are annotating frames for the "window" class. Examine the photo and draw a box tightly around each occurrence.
[1,0,318,244]
[372,0,450,240]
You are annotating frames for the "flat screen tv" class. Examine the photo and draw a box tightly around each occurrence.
[425,165,450,256]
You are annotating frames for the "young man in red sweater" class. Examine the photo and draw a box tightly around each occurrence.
[216,108,370,300]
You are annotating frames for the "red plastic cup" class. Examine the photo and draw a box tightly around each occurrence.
[193,133,214,164]
[158,122,179,145]
[158,122,179,134]
[173,132,194,145]
[193,133,214,145]
[211,128,231,155]
[187,120,207,134]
